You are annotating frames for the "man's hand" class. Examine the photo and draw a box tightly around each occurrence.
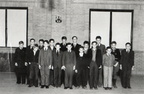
[73,66,76,70]
[99,65,102,69]
[15,62,18,66]
[39,65,41,69]
[114,62,118,67]
[49,65,52,69]
[120,64,122,70]
[75,70,78,73]
[61,66,66,70]
[132,66,134,70]
[25,62,28,66]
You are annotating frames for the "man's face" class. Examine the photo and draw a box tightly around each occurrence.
[44,42,48,47]
[126,44,131,50]
[84,44,89,50]
[72,37,77,43]
[92,43,97,48]
[49,41,55,46]
[34,46,38,51]
[30,40,35,46]
[62,39,67,44]
[67,45,72,50]
[111,43,116,49]
[55,45,61,50]
[106,49,112,54]
[96,39,101,44]
[39,41,44,47]
[19,44,24,49]
[79,48,84,53]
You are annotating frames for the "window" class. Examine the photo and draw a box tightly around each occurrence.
[89,9,133,49]
[0,7,28,47]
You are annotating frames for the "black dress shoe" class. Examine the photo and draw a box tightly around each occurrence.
[41,85,45,88]
[90,87,93,90]
[108,87,112,90]
[94,87,98,90]
[46,86,49,89]
[128,87,131,89]
[64,87,68,89]
[28,85,32,87]
[104,87,108,90]
[70,87,73,89]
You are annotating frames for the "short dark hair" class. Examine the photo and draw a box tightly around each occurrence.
[96,36,101,40]
[111,41,117,45]
[79,46,84,49]
[106,46,112,50]
[34,44,39,47]
[125,42,131,46]
[39,39,44,43]
[72,36,78,39]
[19,41,24,44]
[66,42,72,46]
[30,38,35,42]
[92,41,97,44]
[83,41,89,45]
[61,36,67,40]
[55,42,61,46]
[44,40,49,44]
[49,39,55,42]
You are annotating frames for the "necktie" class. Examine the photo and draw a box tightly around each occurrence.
[56,51,59,56]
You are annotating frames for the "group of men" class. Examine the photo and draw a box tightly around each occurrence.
[14,36,134,90]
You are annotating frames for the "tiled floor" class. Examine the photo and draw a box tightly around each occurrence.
[0,72,144,94]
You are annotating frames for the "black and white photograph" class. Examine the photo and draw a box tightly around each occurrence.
[0,0,144,94]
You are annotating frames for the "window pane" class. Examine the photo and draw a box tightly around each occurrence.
[112,12,132,48]
[0,9,5,46]
[7,9,27,47]
[90,11,110,47]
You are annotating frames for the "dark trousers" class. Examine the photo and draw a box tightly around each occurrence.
[65,66,74,88]
[89,62,98,88]
[61,70,65,85]
[77,68,88,87]
[50,69,54,86]
[26,65,30,84]
[122,68,132,88]
[15,72,26,84]
[98,68,103,86]
[73,72,78,87]
[54,67,61,87]
[29,62,39,86]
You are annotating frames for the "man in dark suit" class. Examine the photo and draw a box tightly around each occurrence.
[62,43,76,89]
[52,43,63,87]
[25,38,35,85]
[14,41,26,84]
[49,39,55,86]
[39,39,44,50]
[60,36,67,52]
[111,41,121,88]
[28,44,39,87]
[89,41,102,89]
[96,36,106,87]
[38,40,52,89]
[120,42,134,89]
[60,36,67,85]
[71,36,81,87]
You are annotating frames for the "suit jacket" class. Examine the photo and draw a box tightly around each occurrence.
[97,44,106,55]
[90,49,102,67]
[76,55,89,70]
[25,45,33,62]
[120,49,134,70]
[83,49,92,67]
[29,50,40,63]
[103,54,115,67]
[72,43,81,58]
[14,47,26,65]
[62,50,76,67]
[38,48,52,66]
[60,43,67,52]
[52,49,63,68]
[111,49,121,62]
